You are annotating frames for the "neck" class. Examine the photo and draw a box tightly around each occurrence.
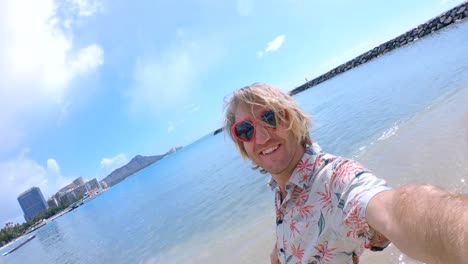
[272,144,305,192]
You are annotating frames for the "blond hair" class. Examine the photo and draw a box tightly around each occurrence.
[223,83,312,158]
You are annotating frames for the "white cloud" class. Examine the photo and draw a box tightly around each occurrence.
[257,35,285,57]
[69,0,103,16]
[99,153,129,178]
[70,44,104,76]
[0,0,103,154]
[47,159,61,174]
[265,35,285,52]
[0,153,74,224]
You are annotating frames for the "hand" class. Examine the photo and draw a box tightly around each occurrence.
[270,244,280,264]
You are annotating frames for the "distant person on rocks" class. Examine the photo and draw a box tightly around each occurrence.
[223,83,467,264]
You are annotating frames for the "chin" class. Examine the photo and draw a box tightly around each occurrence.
[263,165,285,174]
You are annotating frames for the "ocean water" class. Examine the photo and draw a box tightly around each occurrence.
[2,19,468,264]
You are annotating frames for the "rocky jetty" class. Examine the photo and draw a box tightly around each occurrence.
[290,2,468,95]
[213,128,223,135]
[102,147,182,187]
[210,2,468,135]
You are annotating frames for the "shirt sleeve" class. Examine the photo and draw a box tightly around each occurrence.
[330,158,392,252]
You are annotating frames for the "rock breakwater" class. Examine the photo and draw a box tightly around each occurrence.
[290,1,468,95]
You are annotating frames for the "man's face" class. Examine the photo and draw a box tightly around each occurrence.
[234,104,302,177]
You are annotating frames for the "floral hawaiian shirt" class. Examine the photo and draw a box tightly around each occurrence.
[269,143,391,264]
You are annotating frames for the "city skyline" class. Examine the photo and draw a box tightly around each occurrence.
[14,176,104,225]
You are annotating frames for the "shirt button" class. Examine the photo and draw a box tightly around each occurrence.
[279,248,284,253]
[285,185,291,190]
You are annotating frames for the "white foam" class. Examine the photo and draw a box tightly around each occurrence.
[378,123,399,141]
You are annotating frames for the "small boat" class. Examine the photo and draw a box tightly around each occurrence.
[2,234,36,256]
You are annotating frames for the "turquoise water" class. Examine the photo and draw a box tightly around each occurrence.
[2,20,468,264]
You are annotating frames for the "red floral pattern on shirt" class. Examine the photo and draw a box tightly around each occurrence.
[270,143,391,264]
[314,241,337,264]
[316,182,333,215]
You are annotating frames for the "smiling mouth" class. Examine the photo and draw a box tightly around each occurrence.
[260,144,280,155]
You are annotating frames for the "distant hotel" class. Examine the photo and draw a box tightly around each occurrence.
[50,177,104,206]
[17,177,107,223]
[17,187,48,222]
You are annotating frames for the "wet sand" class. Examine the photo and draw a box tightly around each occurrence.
[358,86,468,263]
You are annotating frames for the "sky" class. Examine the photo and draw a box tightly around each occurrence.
[0,0,466,224]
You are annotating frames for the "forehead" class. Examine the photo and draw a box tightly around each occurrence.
[233,103,264,122]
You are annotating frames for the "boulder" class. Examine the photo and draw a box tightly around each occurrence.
[443,16,453,24]
[456,6,466,15]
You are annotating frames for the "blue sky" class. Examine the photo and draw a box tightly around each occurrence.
[0,0,465,224]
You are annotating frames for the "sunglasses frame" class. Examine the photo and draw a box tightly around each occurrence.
[231,108,282,143]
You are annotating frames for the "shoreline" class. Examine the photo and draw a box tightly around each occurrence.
[0,189,108,252]
[0,234,28,252]
[0,208,72,252]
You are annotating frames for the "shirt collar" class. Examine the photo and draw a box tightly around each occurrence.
[268,142,322,191]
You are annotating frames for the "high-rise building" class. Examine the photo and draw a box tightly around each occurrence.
[17,187,48,222]
[47,197,60,208]
[57,189,77,205]
[73,185,87,198]
[85,178,101,191]
[58,177,85,193]
[72,177,85,187]
[100,181,108,189]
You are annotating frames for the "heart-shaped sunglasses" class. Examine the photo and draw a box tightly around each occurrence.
[231,109,282,142]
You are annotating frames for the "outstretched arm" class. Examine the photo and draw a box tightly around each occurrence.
[366,185,467,264]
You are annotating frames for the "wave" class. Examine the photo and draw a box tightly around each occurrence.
[377,123,399,141]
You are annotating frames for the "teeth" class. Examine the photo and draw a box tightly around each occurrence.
[262,145,279,155]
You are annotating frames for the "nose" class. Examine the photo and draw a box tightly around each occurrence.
[255,123,271,144]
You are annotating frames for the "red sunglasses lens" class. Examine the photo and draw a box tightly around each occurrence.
[234,121,254,141]
[260,110,277,127]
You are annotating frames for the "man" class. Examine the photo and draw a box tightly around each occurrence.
[223,83,467,264]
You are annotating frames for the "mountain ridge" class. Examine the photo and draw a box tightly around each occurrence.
[102,146,182,187]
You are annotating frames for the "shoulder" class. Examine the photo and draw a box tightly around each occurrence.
[366,190,395,233]
[365,190,396,249]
